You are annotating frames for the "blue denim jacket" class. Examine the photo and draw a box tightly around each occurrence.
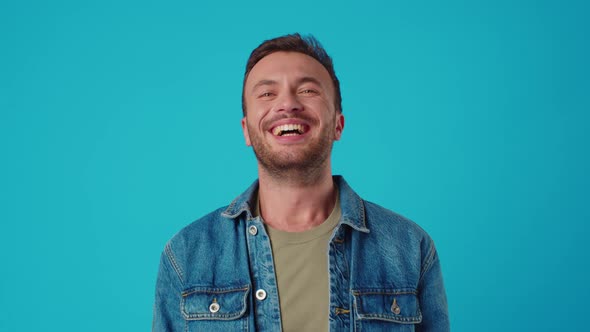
[153,176,450,331]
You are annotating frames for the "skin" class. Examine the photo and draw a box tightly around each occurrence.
[242,51,345,232]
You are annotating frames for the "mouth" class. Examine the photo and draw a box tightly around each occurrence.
[271,123,309,137]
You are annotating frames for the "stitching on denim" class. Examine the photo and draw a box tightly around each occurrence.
[222,181,258,219]
[359,197,366,229]
[243,291,249,332]
[185,312,245,319]
[358,314,421,323]
[329,238,349,307]
[351,290,422,323]
[337,182,369,233]
[337,229,350,275]
[180,294,187,327]
[165,242,184,285]
[222,201,251,220]
[181,285,250,321]
[419,238,437,282]
[222,197,239,217]
[182,285,250,297]
[351,289,417,296]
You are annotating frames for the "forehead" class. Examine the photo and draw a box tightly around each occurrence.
[245,51,333,90]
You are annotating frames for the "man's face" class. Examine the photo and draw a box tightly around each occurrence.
[241,51,344,177]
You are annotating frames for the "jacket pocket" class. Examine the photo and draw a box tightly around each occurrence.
[352,288,421,331]
[181,284,250,331]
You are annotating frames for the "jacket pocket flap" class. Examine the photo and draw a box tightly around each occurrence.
[181,285,250,320]
[352,289,422,324]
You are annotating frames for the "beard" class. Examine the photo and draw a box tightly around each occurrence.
[247,115,336,183]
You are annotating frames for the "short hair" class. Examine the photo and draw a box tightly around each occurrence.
[242,33,342,115]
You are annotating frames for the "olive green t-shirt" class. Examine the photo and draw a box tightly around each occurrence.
[255,193,341,332]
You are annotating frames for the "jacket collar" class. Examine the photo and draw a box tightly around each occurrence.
[221,175,369,233]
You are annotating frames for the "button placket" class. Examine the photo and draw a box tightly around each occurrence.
[244,218,283,331]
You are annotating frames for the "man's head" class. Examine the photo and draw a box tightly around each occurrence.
[241,34,344,183]
[242,33,342,115]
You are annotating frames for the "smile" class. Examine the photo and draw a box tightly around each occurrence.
[271,123,309,137]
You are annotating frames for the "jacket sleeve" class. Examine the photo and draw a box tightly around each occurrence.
[152,244,185,332]
[416,240,450,332]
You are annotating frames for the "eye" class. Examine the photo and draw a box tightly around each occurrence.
[299,89,318,95]
[259,92,274,98]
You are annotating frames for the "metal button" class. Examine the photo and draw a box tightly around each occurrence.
[255,289,267,300]
[209,302,220,313]
[391,298,401,314]
[249,225,258,236]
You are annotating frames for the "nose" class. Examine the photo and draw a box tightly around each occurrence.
[275,91,303,113]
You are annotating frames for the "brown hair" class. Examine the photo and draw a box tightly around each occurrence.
[242,33,342,115]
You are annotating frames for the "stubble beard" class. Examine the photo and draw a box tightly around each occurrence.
[247,119,335,185]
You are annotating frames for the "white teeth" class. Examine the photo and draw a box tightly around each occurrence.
[272,124,305,136]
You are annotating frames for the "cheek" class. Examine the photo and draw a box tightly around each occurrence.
[315,100,337,122]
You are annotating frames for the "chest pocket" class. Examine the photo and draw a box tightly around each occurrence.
[352,289,422,332]
[181,284,250,331]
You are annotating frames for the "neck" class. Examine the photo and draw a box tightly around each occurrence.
[257,164,336,232]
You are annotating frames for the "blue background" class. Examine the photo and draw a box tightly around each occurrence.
[1,0,588,331]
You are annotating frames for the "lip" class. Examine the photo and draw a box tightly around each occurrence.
[267,118,311,143]
[268,118,310,133]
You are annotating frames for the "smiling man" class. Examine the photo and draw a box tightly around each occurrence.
[153,33,450,332]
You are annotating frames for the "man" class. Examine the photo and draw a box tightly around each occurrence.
[153,33,450,331]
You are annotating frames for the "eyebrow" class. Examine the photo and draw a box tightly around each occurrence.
[251,79,278,92]
[250,76,324,93]
[296,76,323,87]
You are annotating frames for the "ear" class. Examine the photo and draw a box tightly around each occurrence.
[334,113,345,141]
[241,117,252,146]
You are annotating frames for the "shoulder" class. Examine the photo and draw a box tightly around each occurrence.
[336,175,430,241]
[162,206,240,265]
[160,180,257,269]
[361,199,436,262]
[166,206,232,249]
[158,205,254,288]
[363,200,431,239]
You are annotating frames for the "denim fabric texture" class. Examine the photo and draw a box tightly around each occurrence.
[153,176,450,331]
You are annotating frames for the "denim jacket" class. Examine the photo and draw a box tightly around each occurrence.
[153,176,450,331]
